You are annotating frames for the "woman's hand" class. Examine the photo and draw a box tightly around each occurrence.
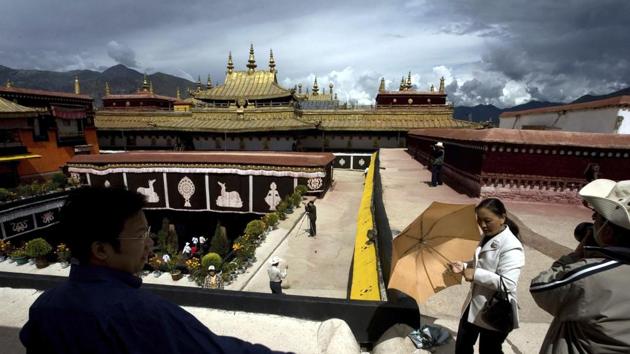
[449,261,465,274]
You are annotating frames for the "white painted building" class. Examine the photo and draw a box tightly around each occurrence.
[499,95,630,134]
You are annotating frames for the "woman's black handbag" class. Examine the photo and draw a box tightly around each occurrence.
[480,276,514,332]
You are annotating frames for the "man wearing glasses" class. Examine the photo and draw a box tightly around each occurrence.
[20,187,287,354]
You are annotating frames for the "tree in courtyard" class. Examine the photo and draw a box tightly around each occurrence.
[210,221,229,257]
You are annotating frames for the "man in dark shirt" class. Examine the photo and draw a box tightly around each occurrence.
[305,200,317,237]
[430,142,445,187]
[20,187,286,354]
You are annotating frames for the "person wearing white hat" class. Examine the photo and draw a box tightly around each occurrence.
[267,256,287,294]
[203,265,223,290]
[430,142,445,187]
[530,179,630,353]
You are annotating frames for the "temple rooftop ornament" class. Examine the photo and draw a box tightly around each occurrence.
[207,75,213,89]
[439,77,445,93]
[379,78,385,92]
[247,44,257,73]
[312,77,319,95]
[176,87,181,100]
[74,76,80,95]
[269,49,276,73]
[227,51,234,74]
[406,72,412,90]
[105,82,110,96]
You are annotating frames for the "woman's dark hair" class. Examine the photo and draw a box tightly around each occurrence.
[59,187,146,263]
[475,198,520,238]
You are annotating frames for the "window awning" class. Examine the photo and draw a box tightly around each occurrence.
[51,105,87,120]
[0,154,41,162]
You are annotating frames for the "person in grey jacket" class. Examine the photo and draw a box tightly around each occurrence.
[450,198,525,354]
[530,179,630,354]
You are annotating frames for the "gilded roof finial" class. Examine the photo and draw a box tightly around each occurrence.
[329,82,334,98]
[207,74,213,89]
[74,76,80,95]
[142,74,149,92]
[399,76,405,91]
[176,87,181,100]
[312,77,319,95]
[149,81,154,94]
[196,75,202,91]
[406,72,412,90]
[298,83,302,94]
[439,76,445,93]
[379,78,385,92]
[430,84,435,92]
[247,44,257,73]
[5,79,12,88]
[269,49,276,73]
[227,51,234,74]
[105,82,110,96]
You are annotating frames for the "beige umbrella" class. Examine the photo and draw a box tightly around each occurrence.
[388,202,481,304]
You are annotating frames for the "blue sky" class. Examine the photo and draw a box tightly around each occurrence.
[1,0,628,107]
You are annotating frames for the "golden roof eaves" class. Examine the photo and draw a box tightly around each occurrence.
[194,71,292,100]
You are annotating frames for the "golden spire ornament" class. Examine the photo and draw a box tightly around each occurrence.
[227,51,234,74]
[379,78,385,92]
[105,82,110,96]
[207,75,213,89]
[74,76,80,94]
[269,49,276,73]
[399,76,405,91]
[406,72,412,89]
[247,44,257,73]
[142,74,149,91]
[439,76,445,93]
[176,87,181,100]
[329,82,334,98]
[149,81,154,94]
[312,77,319,95]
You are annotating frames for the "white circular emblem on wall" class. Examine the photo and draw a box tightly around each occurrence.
[307,178,323,190]
[339,158,346,166]
[178,176,195,207]
[358,158,366,166]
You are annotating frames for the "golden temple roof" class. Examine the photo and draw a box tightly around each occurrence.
[0,96,38,118]
[95,108,314,133]
[193,71,292,101]
[95,106,474,132]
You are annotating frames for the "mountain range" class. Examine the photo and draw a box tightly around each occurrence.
[0,64,196,107]
[454,86,630,125]
[1,64,628,121]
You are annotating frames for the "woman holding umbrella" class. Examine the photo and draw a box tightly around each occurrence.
[450,198,525,354]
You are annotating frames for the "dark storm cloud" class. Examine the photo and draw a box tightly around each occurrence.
[107,41,138,68]
[424,0,630,102]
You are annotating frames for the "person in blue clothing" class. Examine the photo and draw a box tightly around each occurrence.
[20,187,288,354]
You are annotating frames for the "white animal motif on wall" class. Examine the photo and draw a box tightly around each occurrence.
[137,179,160,203]
[104,180,111,188]
[41,211,55,224]
[264,182,281,211]
[216,181,243,208]
[11,220,29,233]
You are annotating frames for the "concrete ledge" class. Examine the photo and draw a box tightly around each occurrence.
[0,271,420,345]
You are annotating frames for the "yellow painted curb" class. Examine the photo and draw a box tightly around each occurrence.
[349,152,380,300]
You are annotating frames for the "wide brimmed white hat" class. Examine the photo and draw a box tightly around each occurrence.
[435,142,444,148]
[207,265,215,271]
[579,179,630,230]
[270,256,281,265]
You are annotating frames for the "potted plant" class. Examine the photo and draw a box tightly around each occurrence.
[276,200,288,219]
[25,238,53,269]
[282,196,294,214]
[10,248,29,266]
[0,240,12,262]
[290,192,302,208]
[55,243,71,268]
[263,212,279,230]
[148,255,163,277]
[295,184,308,196]
[168,255,183,281]
[185,257,202,284]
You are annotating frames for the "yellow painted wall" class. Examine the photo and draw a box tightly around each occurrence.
[349,152,381,300]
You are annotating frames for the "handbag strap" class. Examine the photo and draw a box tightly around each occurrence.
[497,275,509,294]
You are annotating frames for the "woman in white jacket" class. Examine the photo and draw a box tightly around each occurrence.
[450,198,525,354]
